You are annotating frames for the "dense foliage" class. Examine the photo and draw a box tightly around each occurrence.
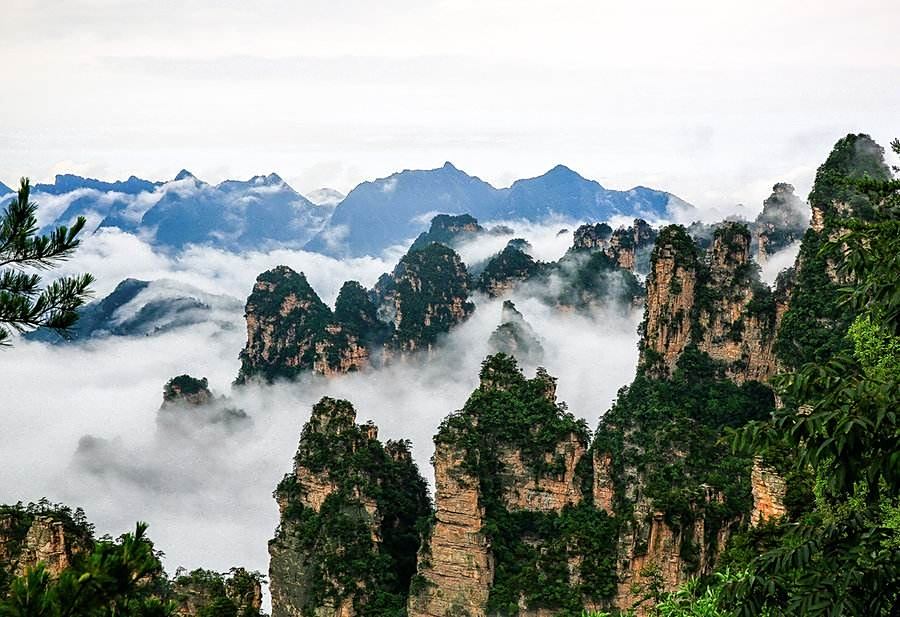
[776,132,893,370]
[408,213,483,252]
[384,243,474,350]
[0,522,172,617]
[172,567,264,617]
[476,242,543,295]
[594,348,774,550]
[0,178,94,345]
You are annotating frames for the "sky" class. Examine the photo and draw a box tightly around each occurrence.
[1,0,899,210]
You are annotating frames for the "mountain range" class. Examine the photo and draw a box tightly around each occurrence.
[3,163,691,256]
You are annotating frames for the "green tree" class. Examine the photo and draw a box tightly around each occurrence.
[728,146,900,616]
[0,523,174,616]
[0,178,94,345]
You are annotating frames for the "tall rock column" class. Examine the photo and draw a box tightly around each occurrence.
[269,398,430,617]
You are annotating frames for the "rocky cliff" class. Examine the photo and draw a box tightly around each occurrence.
[776,133,892,371]
[487,301,544,366]
[409,355,616,616]
[0,503,92,584]
[477,224,645,312]
[476,240,542,298]
[172,568,264,617]
[158,374,249,429]
[238,243,475,381]
[640,222,784,383]
[570,219,657,274]
[409,213,484,252]
[236,268,385,382]
[269,397,430,617]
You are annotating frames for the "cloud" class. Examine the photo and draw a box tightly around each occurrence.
[759,241,801,286]
[380,177,398,193]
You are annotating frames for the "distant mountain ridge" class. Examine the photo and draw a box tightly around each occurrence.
[306,162,690,257]
[5,163,691,256]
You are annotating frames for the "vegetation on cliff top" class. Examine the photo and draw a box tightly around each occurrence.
[272,397,431,616]
[436,355,616,614]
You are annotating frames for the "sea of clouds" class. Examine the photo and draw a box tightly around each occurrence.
[0,212,801,607]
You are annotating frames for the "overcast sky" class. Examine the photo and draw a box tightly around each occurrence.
[1,0,898,210]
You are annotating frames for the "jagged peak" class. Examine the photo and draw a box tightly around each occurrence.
[306,397,360,436]
[173,169,197,182]
[500,299,523,322]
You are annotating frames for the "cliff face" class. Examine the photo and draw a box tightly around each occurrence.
[172,568,264,617]
[237,268,387,382]
[239,243,475,381]
[487,300,544,366]
[776,133,892,371]
[410,356,613,617]
[407,442,492,617]
[570,219,657,274]
[409,214,484,252]
[641,223,784,384]
[270,397,430,617]
[158,374,249,429]
[0,508,91,582]
[237,266,336,382]
[476,241,542,298]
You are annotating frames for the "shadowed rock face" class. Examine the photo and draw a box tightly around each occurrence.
[236,268,378,383]
[172,568,264,617]
[237,243,475,383]
[477,222,647,312]
[409,213,484,252]
[269,398,430,617]
[570,219,658,274]
[373,243,475,353]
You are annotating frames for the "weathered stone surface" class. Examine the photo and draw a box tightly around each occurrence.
[408,443,492,617]
[499,433,585,513]
[641,223,786,383]
[12,516,86,578]
[592,451,615,515]
[750,458,788,525]
[641,226,699,376]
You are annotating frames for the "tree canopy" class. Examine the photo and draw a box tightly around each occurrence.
[0,178,94,345]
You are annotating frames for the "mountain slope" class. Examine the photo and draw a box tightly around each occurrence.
[306,162,688,257]
[115,172,331,250]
